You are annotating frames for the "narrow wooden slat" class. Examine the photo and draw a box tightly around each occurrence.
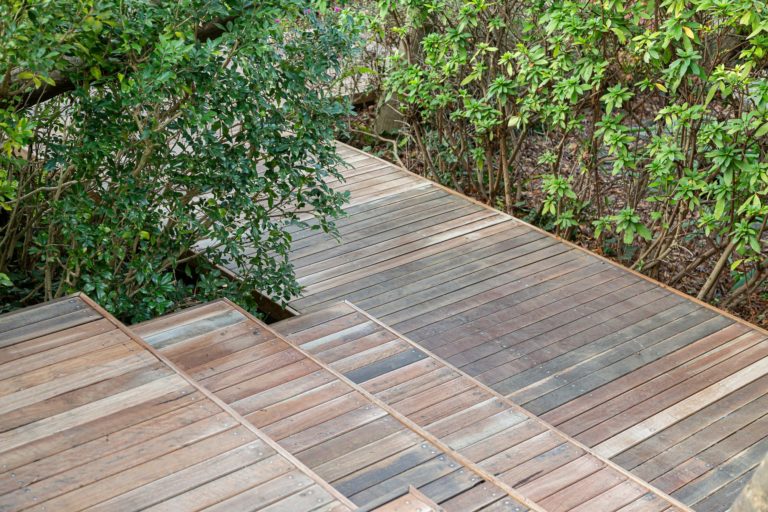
[0,296,92,336]
[294,227,533,312]
[314,430,421,482]
[373,487,441,512]
[137,299,528,510]
[345,348,429,384]
[595,355,768,458]
[538,467,626,511]
[274,301,689,511]
[265,141,768,511]
[0,318,114,365]
[505,300,699,405]
[569,481,647,512]
[0,399,221,496]
[0,362,168,435]
[197,469,314,511]
[0,296,354,512]
[543,323,754,427]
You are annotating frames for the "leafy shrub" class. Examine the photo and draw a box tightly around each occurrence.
[0,1,358,321]
[358,0,768,310]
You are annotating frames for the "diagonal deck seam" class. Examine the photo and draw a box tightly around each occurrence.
[77,293,356,511]
[218,297,548,512]
[340,299,695,512]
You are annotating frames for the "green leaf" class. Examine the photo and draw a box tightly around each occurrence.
[714,198,726,220]
[636,224,652,241]
[704,86,717,106]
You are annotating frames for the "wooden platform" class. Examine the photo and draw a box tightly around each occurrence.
[0,295,353,512]
[372,486,444,511]
[221,142,768,511]
[275,301,688,512]
[133,300,530,512]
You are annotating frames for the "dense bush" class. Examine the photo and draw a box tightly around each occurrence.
[354,0,768,315]
[0,1,357,321]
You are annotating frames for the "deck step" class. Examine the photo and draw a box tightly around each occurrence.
[273,301,691,512]
[0,294,353,512]
[133,300,531,512]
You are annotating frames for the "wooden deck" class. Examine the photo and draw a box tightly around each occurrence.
[133,300,531,512]
[5,141,767,511]
[0,295,353,512]
[221,142,768,511]
[275,301,688,512]
[372,486,444,511]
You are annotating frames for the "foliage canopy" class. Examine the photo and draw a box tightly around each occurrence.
[0,0,356,321]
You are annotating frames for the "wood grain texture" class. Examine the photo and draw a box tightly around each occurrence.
[0,295,353,512]
[254,141,768,511]
[274,302,689,512]
[136,300,527,511]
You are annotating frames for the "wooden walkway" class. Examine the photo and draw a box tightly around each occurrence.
[275,301,688,512]
[133,300,531,511]
[5,141,767,511]
[372,487,443,511]
[0,295,353,512]
[221,142,768,511]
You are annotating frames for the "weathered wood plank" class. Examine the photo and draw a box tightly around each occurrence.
[595,355,768,458]
[268,142,768,510]
[0,298,354,512]
[137,300,526,510]
[276,301,689,511]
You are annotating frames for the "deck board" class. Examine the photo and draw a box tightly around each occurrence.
[220,142,768,510]
[274,302,689,511]
[133,301,530,511]
[0,295,353,512]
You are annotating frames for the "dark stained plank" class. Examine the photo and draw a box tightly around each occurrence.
[296,211,507,287]
[472,287,672,387]
[293,204,484,270]
[515,311,729,414]
[691,468,756,512]
[350,455,458,509]
[298,218,515,294]
[542,323,754,428]
[293,226,535,312]
[289,196,471,260]
[408,259,611,351]
[275,302,688,512]
[346,348,429,384]
[503,298,698,404]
